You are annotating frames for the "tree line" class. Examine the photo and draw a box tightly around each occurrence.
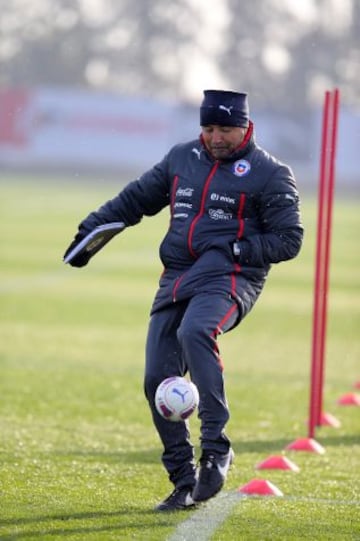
[0,0,358,111]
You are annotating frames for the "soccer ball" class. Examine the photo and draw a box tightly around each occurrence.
[155,376,199,422]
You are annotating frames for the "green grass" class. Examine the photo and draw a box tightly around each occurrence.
[0,178,359,540]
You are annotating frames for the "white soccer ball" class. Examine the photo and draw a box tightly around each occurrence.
[155,376,199,422]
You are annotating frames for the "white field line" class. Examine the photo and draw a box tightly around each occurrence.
[167,492,360,541]
[167,492,240,541]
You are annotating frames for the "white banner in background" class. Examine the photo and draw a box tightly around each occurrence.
[0,88,195,170]
[0,87,358,187]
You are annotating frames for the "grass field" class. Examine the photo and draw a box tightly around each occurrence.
[0,178,359,540]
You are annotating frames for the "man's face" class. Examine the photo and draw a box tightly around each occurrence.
[201,125,248,160]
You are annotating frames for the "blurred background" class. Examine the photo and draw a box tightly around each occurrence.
[0,0,359,192]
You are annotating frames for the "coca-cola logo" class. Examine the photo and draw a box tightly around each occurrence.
[176,187,194,197]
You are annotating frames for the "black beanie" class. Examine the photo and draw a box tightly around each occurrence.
[200,90,249,127]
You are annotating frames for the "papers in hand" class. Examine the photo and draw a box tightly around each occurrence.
[63,222,125,264]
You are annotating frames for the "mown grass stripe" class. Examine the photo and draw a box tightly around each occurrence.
[169,492,360,541]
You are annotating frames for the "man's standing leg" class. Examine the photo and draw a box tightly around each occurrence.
[176,292,239,502]
[144,302,197,510]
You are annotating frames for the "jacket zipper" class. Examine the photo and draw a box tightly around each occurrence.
[172,164,219,302]
[187,162,219,258]
[232,193,246,278]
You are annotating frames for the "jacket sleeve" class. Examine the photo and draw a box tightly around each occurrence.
[76,158,171,235]
[237,164,304,266]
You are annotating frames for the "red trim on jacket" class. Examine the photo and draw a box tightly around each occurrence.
[172,273,186,303]
[234,121,253,152]
[230,273,237,296]
[187,162,219,258]
[236,193,246,239]
[170,175,179,216]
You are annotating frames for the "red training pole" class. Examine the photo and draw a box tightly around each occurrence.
[308,89,340,438]
[308,91,330,439]
[315,88,340,425]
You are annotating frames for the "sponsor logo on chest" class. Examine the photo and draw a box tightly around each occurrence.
[208,208,233,221]
[176,187,194,197]
[210,193,235,204]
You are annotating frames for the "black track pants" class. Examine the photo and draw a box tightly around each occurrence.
[144,292,239,488]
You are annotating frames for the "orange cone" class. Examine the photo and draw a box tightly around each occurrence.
[237,478,283,497]
[285,437,325,454]
[337,392,360,406]
[255,455,300,472]
[319,412,341,427]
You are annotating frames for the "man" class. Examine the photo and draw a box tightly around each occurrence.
[64,90,303,511]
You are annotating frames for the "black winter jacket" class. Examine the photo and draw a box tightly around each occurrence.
[76,123,303,318]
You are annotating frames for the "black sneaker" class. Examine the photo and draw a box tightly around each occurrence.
[155,486,195,512]
[192,448,234,503]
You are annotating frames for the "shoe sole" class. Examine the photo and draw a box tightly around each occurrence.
[155,502,196,512]
[155,492,196,512]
